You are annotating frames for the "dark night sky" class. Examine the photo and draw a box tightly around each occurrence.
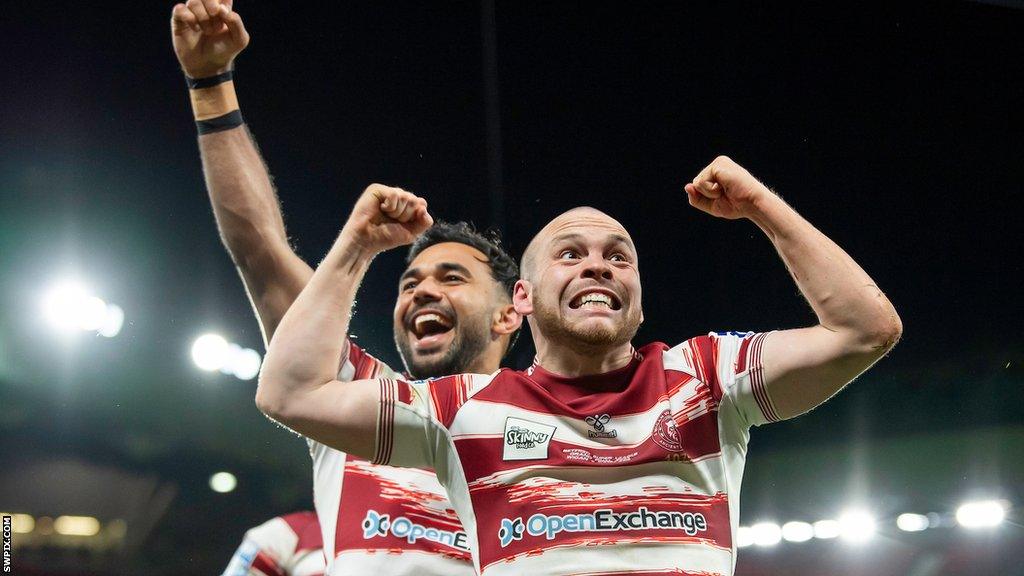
[1,1,1022,573]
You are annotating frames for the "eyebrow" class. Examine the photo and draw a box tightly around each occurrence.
[552,233,635,251]
[399,262,474,283]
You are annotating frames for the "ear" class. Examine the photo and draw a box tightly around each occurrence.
[512,279,534,316]
[491,302,522,336]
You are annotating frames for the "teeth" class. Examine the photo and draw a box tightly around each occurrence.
[415,313,441,327]
[578,293,612,307]
[414,313,451,328]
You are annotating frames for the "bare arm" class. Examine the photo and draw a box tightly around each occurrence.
[172,1,311,345]
[256,185,432,456]
[687,156,902,420]
[199,127,313,344]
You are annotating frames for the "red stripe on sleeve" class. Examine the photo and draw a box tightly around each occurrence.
[251,551,287,576]
[748,333,780,423]
[374,379,395,464]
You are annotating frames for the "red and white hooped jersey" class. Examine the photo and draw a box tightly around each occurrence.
[222,511,326,576]
[373,332,777,576]
[309,341,474,575]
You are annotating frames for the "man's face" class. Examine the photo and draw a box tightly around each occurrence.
[522,209,642,349]
[393,242,505,378]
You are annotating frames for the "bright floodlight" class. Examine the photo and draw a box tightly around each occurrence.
[751,522,782,547]
[838,509,876,543]
[228,347,262,381]
[42,281,91,331]
[99,304,125,337]
[42,280,125,337]
[782,521,815,543]
[210,471,237,493]
[897,513,930,532]
[54,515,101,537]
[736,526,754,548]
[956,500,1006,528]
[192,334,230,371]
[813,519,841,539]
[78,296,108,331]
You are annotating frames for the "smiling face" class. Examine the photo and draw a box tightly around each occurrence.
[393,242,511,378]
[518,208,643,351]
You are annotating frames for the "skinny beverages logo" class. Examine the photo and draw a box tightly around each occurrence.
[502,417,556,460]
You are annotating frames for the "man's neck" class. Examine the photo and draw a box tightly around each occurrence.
[533,340,635,377]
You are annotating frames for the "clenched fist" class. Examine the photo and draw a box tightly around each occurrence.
[341,185,435,254]
[684,156,774,220]
[171,0,249,78]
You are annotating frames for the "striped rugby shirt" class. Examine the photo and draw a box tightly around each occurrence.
[374,331,777,576]
[308,341,474,575]
[222,511,325,576]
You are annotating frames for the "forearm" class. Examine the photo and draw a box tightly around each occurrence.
[191,85,314,343]
[256,231,376,419]
[199,124,290,261]
[748,193,902,351]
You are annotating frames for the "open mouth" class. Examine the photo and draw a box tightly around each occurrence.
[408,310,455,348]
[568,290,622,311]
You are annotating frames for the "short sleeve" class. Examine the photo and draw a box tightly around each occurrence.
[307,339,400,456]
[338,339,400,382]
[373,373,493,480]
[673,332,780,428]
[712,331,780,427]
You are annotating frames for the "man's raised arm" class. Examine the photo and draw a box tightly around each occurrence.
[256,185,431,458]
[686,156,903,420]
[172,0,311,344]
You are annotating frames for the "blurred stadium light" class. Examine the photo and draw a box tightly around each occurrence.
[782,521,815,542]
[813,519,841,540]
[956,500,1007,529]
[838,509,877,543]
[209,471,238,493]
[191,333,261,380]
[896,513,930,532]
[54,515,101,536]
[751,522,782,547]
[41,280,124,337]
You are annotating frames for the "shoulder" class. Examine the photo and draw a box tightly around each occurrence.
[662,332,763,381]
[341,340,399,380]
[403,370,505,427]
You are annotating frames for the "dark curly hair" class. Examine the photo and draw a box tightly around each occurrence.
[406,221,520,355]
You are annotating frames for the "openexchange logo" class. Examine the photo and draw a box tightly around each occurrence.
[362,510,470,552]
[498,507,708,548]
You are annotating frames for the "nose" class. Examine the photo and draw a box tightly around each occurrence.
[580,254,613,280]
[412,277,442,304]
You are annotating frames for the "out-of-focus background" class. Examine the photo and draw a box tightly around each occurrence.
[1,1,1022,574]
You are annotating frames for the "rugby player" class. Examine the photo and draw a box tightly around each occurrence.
[259,156,902,575]
[172,2,521,573]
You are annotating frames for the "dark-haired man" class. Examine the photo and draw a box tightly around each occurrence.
[259,157,902,575]
[171,3,521,574]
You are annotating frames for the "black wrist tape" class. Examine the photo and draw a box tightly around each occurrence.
[186,70,234,90]
[196,110,244,135]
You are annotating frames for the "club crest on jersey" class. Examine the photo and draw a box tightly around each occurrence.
[585,413,618,439]
[652,410,683,452]
[503,417,556,461]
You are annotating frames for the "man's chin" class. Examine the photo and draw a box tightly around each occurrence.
[408,355,459,379]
